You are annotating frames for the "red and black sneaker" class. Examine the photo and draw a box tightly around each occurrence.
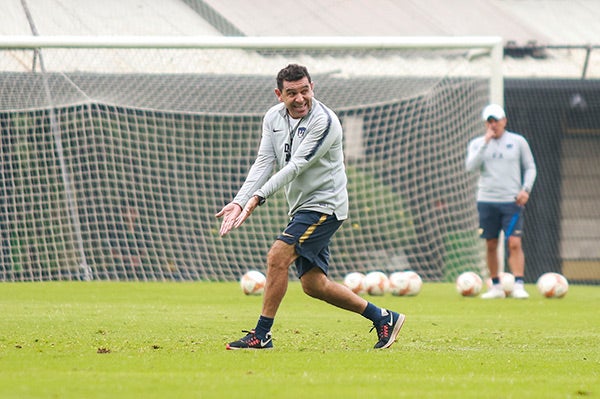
[371,310,405,349]
[226,330,273,350]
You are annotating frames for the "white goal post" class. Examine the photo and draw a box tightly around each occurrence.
[0,35,503,282]
[0,35,503,103]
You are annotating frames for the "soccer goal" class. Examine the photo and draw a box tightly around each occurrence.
[0,35,503,282]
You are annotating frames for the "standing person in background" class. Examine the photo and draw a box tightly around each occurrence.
[216,64,405,349]
[466,104,537,299]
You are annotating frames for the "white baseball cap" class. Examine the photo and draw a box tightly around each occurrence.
[482,104,506,121]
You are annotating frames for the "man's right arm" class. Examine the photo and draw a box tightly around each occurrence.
[465,137,487,172]
[232,121,276,208]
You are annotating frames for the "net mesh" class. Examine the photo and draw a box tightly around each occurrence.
[0,44,494,281]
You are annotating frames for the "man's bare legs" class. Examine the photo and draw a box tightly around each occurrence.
[227,239,404,349]
[262,240,367,316]
[483,236,528,298]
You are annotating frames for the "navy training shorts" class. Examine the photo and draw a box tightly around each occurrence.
[277,211,343,278]
[477,202,524,239]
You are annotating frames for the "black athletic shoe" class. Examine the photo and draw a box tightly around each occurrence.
[226,330,273,350]
[371,310,405,349]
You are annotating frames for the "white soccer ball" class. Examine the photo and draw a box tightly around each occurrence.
[240,270,266,295]
[389,271,422,296]
[343,272,367,295]
[364,271,390,296]
[456,271,483,297]
[486,272,515,296]
[500,272,515,295]
[536,272,569,298]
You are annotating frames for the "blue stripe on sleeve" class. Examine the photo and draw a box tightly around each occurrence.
[305,102,332,161]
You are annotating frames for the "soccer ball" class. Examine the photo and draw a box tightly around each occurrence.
[536,272,569,298]
[389,271,422,296]
[240,270,266,295]
[485,272,515,296]
[456,271,483,297]
[364,271,390,296]
[500,272,515,295]
[343,272,367,295]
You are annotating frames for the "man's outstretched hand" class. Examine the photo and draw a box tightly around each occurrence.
[215,202,242,236]
[216,196,260,236]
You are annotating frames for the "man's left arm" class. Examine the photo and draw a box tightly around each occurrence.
[517,138,537,205]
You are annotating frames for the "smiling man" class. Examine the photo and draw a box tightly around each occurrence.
[216,64,405,350]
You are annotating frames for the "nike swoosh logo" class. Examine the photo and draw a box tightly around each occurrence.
[260,337,272,347]
[387,313,394,327]
[272,129,283,132]
[281,232,294,238]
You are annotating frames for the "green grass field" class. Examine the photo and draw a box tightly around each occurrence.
[0,281,598,399]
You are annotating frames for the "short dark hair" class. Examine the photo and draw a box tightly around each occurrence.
[276,64,311,91]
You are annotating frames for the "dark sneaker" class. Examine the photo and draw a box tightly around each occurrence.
[226,330,273,350]
[371,310,405,349]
